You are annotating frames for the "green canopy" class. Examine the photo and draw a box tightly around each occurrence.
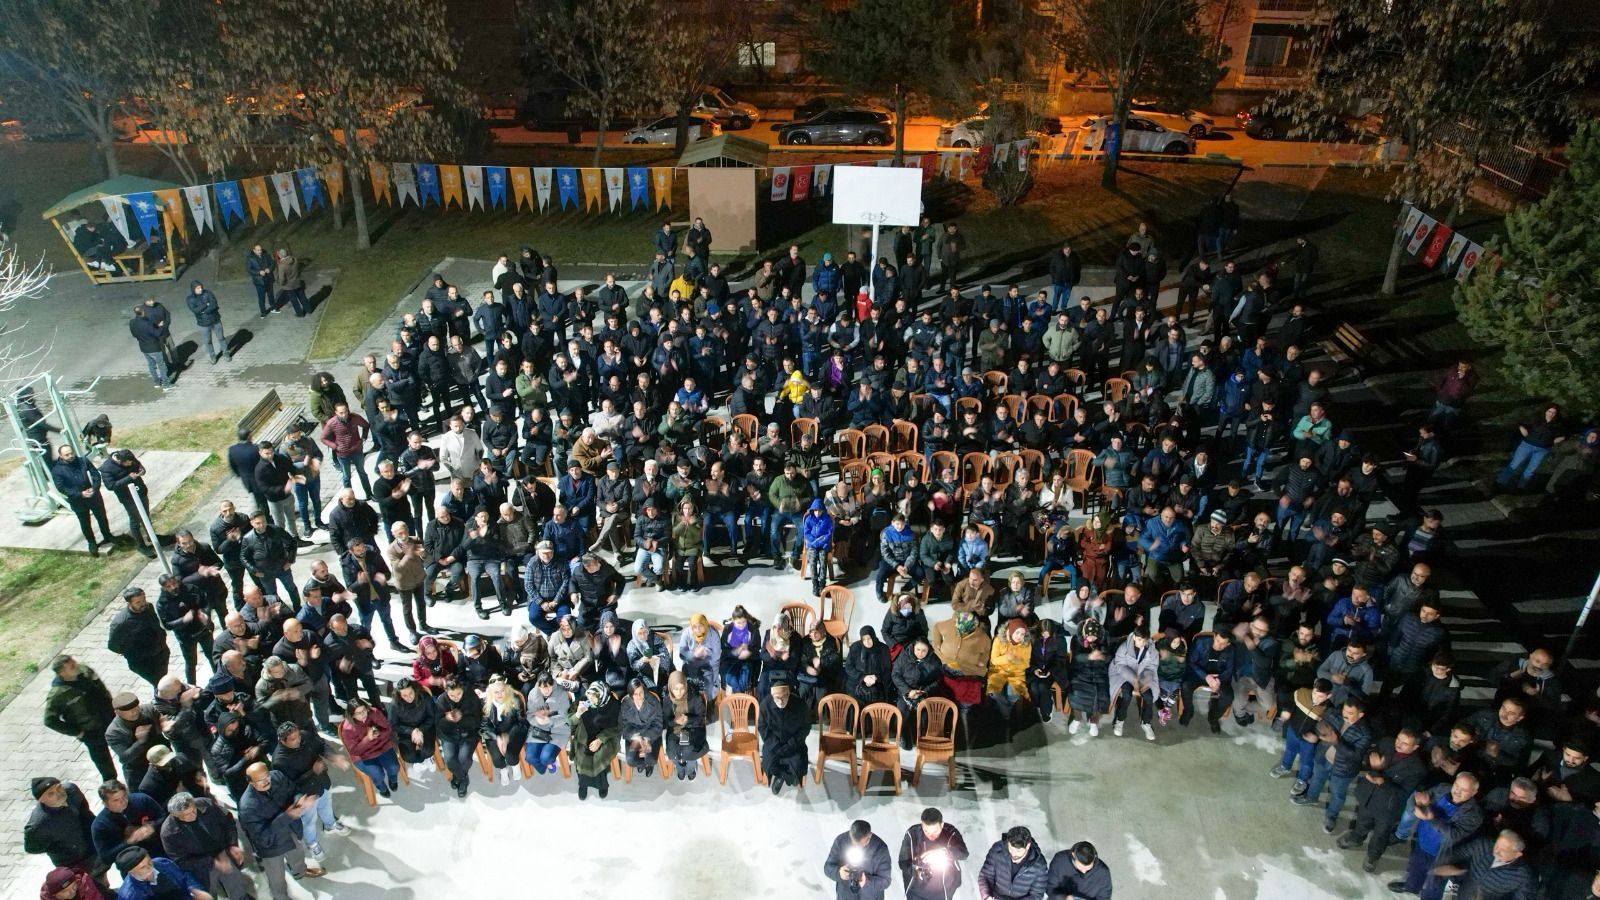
[41,176,184,220]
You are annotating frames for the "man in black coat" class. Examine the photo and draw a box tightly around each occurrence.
[1338,728,1429,872]
[160,791,252,900]
[129,304,173,389]
[824,819,894,900]
[22,777,101,880]
[105,692,166,789]
[98,448,155,557]
[1046,841,1114,900]
[239,763,324,896]
[899,807,969,900]
[208,500,252,608]
[227,428,267,515]
[186,280,229,364]
[108,587,172,687]
[758,680,809,796]
[157,572,215,685]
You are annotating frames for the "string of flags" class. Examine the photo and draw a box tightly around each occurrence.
[1399,202,1492,284]
[765,139,1035,202]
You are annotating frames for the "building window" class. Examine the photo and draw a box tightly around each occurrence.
[739,42,776,68]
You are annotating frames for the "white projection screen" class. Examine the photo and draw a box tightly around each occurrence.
[830,165,922,227]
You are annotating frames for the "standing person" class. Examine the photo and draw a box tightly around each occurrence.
[685,216,712,259]
[824,820,894,900]
[318,402,371,498]
[274,246,309,317]
[129,304,173,390]
[23,777,102,884]
[244,244,275,317]
[1429,360,1478,431]
[43,656,117,782]
[1048,244,1080,310]
[156,573,215,685]
[159,792,251,900]
[185,280,229,364]
[898,808,969,900]
[52,445,112,556]
[937,223,966,294]
[241,512,300,606]
[1495,404,1566,493]
[383,521,429,643]
[1045,841,1114,900]
[1399,423,1442,513]
[252,442,304,544]
[108,588,171,688]
[976,826,1049,900]
[98,449,155,557]
[226,430,266,516]
[237,763,325,899]
[1291,236,1319,297]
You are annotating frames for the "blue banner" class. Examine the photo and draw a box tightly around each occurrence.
[213,180,245,228]
[126,192,162,238]
[556,167,579,210]
[297,168,324,209]
[485,166,507,209]
[627,166,648,210]
[415,162,440,206]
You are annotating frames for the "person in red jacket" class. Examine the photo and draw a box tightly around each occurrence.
[339,700,400,798]
[319,402,372,498]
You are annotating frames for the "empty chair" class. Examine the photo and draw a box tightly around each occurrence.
[717,693,765,786]
[889,419,919,453]
[857,702,903,795]
[835,428,867,461]
[820,584,854,639]
[813,693,861,784]
[912,697,959,790]
[862,423,891,456]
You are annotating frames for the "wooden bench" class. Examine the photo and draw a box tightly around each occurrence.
[1319,321,1430,377]
[236,389,309,446]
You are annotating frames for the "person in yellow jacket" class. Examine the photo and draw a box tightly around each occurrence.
[987,618,1033,713]
[778,361,809,412]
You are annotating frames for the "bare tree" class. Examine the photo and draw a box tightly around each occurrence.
[0,242,53,395]
[653,1,744,156]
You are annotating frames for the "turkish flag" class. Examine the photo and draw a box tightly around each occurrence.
[1420,223,1453,268]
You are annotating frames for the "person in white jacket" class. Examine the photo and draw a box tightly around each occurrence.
[1108,627,1159,741]
[437,415,484,481]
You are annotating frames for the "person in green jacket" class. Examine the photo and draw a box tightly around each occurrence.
[767,462,814,570]
[43,656,118,781]
[569,682,620,801]
[670,502,704,591]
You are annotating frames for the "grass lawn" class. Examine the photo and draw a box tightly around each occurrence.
[0,408,241,707]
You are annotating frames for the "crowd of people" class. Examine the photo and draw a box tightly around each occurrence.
[26,210,1600,900]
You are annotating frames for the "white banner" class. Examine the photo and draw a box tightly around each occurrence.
[813,164,832,197]
[533,167,553,211]
[270,172,301,217]
[182,185,212,234]
[604,167,624,211]
[392,163,418,207]
[1405,212,1436,255]
[770,167,791,201]
[1398,205,1422,248]
[100,198,132,242]
[994,141,1012,165]
[1455,242,1484,283]
[462,165,484,209]
[1016,139,1031,171]
[1444,232,1470,271]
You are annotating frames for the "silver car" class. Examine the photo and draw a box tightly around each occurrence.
[622,114,718,145]
[776,107,891,146]
[1080,115,1194,155]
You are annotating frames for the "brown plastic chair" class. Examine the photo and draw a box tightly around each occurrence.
[955,396,983,420]
[1025,394,1053,421]
[1120,369,1139,382]
[856,702,903,795]
[352,752,411,806]
[621,743,673,783]
[1215,578,1240,607]
[930,450,960,481]
[862,423,891,456]
[1062,368,1088,389]
[912,697,958,789]
[896,451,928,484]
[791,417,820,447]
[814,693,861,784]
[780,601,818,636]
[701,415,728,454]
[1052,393,1080,423]
[867,451,899,484]
[890,419,919,453]
[731,413,760,443]
[835,428,867,461]
[1000,394,1024,421]
[1104,377,1132,402]
[1063,448,1098,505]
[1018,448,1047,488]
[820,584,854,639]
[907,393,933,419]
[718,693,766,785]
[973,523,995,553]
[982,370,1009,398]
[960,451,991,494]
[992,453,1022,491]
[840,459,872,493]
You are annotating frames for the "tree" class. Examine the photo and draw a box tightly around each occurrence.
[651,1,743,156]
[1279,0,1594,295]
[0,0,136,177]
[219,0,471,249]
[809,0,957,165]
[1455,121,1600,414]
[517,0,659,169]
[1052,0,1225,189]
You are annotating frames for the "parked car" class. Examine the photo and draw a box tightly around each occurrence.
[786,94,890,123]
[776,107,891,146]
[694,86,760,130]
[1129,99,1215,137]
[1080,115,1194,155]
[1235,107,1358,141]
[939,115,991,148]
[622,114,719,144]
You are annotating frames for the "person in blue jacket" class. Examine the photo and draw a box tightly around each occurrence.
[802,498,835,597]
[112,846,207,900]
[51,444,112,556]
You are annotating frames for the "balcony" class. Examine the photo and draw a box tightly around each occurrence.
[1252,0,1325,22]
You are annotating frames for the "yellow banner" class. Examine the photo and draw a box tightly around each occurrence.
[321,162,345,206]
[154,189,185,240]
[510,167,533,211]
[439,164,463,208]
[651,167,674,210]
[242,176,273,222]
[368,162,391,205]
[580,168,603,212]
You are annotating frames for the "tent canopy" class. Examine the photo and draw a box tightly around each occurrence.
[41,176,184,220]
[676,135,769,169]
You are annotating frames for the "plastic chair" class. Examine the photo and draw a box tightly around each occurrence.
[1000,394,1024,421]
[973,524,995,553]
[1063,448,1098,506]
[718,693,766,785]
[1062,368,1088,389]
[867,451,899,484]
[992,453,1022,491]
[701,416,728,454]
[621,743,673,783]
[780,601,818,636]
[890,419,919,453]
[840,460,872,493]
[820,584,854,639]
[791,417,819,447]
[731,413,760,442]
[955,396,983,419]
[1052,393,1080,423]
[856,703,903,795]
[862,423,891,456]
[1104,377,1132,402]
[930,450,960,481]
[960,451,991,494]
[896,451,928,484]
[351,753,411,806]
[1018,448,1047,488]
[982,370,1009,398]
[912,697,959,789]
[835,428,867,461]
[1025,394,1052,421]
[814,693,861,784]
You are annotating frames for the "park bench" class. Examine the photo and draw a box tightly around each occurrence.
[1319,321,1432,378]
[236,388,309,446]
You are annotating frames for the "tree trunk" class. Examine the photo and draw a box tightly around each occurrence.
[594,109,608,169]
[99,140,121,178]
[892,85,907,166]
[673,100,694,157]
[1101,99,1125,190]
[332,194,344,231]
[1381,208,1406,296]
[349,152,370,250]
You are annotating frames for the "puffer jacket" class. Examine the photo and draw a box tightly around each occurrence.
[930,618,990,676]
[1108,636,1159,702]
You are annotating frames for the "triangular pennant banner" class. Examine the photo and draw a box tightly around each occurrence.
[1456,242,1483,284]
[486,166,508,209]
[415,163,440,206]
[604,168,624,212]
[213,180,245,228]
[242,177,274,222]
[270,172,301,218]
[534,168,554,211]
[100,198,132,243]
[770,166,791,202]
[320,162,344,206]
[791,166,812,202]
[368,162,392,205]
[155,189,185,240]
[297,168,324,210]
[1444,232,1470,271]
[1405,213,1436,255]
[126,192,162,238]
[511,167,533,211]
[627,167,648,210]
[462,165,484,210]
[813,164,832,197]
[555,168,579,210]
[579,168,603,211]
[650,168,673,210]
[392,163,418,207]
[182,185,212,235]
[439,164,463,208]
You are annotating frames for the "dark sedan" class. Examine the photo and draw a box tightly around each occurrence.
[776,107,892,146]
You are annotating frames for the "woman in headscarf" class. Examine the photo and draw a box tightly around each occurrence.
[627,619,675,693]
[676,613,722,702]
[498,622,549,697]
[1067,619,1111,737]
[1076,514,1114,592]
[758,620,802,698]
[987,619,1033,719]
[619,677,665,777]
[339,699,400,798]
[891,637,942,749]
[595,620,633,695]
[880,592,929,661]
[796,620,844,710]
[570,681,620,800]
[720,605,762,693]
[410,636,458,694]
[523,674,571,775]
[1027,620,1071,724]
[39,867,104,900]
[663,671,708,780]
[845,626,894,706]
[481,675,528,784]
[386,677,438,771]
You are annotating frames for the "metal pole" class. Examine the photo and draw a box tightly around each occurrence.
[127,482,172,576]
[1559,569,1600,671]
[868,221,881,304]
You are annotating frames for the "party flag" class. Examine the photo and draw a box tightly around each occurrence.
[320,162,344,206]
[1420,223,1453,269]
[213,181,245,227]
[368,162,392,204]
[242,176,274,222]
[462,165,485,210]
[627,167,648,210]
[791,166,812,201]
[604,168,624,212]
[439,164,463,208]
[127,192,162,238]
[392,163,418,207]
[181,184,211,235]
[770,167,791,201]
[579,168,603,211]
[154,189,185,240]
[297,168,324,210]
[556,168,579,210]
[270,172,301,218]
[534,168,554,211]
[651,167,674,210]
[485,166,508,209]
[510,167,533,211]
[415,163,440,206]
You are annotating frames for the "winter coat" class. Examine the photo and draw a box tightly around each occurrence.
[1108,637,1159,701]
[1068,636,1112,714]
[570,702,621,777]
[977,838,1049,900]
[339,708,396,762]
[845,632,895,705]
[186,284,222,326]
[23,785,95,867]
[159,796,239,885]
[238,769,302,859]
[986,633,1032,698]
[44,669,113,739]
[930,618,990,677]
